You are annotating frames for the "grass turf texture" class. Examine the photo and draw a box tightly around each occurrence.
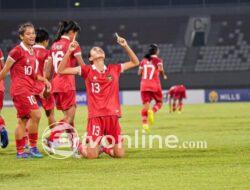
[0,103,249,190]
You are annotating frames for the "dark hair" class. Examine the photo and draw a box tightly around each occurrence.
[18,22,34,36]
[35,28,49,43]
[54,20,81,42]
[144,44,159,61]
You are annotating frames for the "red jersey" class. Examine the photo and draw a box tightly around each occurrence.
[50,36,81,93]
[80,64,123,118]
[33,45,49,95]
[0,49,5,92]
[139,56,163,92]
[8,42,37,97]
[168,86,177,98]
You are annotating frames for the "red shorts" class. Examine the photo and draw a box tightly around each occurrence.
[35,94,55,111]
[141,90,163,104]
[174,91,187,100]
[12,94,39,118]
[0,91,4,110]
[53,91,76,111]
[86,116,122,145]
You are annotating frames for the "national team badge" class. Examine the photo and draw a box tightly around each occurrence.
[106,74,112,81]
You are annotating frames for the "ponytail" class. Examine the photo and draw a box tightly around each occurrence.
[54,21,68,42]
[53,20,81,43]
[144,44,159,61]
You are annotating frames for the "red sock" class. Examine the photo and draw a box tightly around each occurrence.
[29,133,38,148]
[16,138,25,154]
[179,102,183,111]
[0,116,5,131]
[152,102,162,113]
[141,109,148,124]
[0,116,5,126]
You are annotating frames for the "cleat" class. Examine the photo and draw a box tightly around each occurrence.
[0,128,9,148]
[148,109,154,124]
[16,152,30,159]
[142,124,150,133]
[29,147,43,158]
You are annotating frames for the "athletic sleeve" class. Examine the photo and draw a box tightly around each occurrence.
[139,60,144,70]
[73,45,82,57]
[79,64,90,79]
[8,47,22,62]
[0,50,4,61]
[157,58,163,66]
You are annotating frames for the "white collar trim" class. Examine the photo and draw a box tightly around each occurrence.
[33,44,46,49]
[20,42,33,54]
[92,64,107,73]
[61,35,70,40]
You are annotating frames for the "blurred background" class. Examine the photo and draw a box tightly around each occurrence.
[1,0,250,105]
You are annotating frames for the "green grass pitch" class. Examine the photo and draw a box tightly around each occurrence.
[0,103,249,190]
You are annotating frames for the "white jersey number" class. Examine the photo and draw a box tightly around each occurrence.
[91,83,101,94]
[27,95,37,105]
[24,65,33,76]
[143,64,155,80]
[52,51,64,73]
[92,125,101,136]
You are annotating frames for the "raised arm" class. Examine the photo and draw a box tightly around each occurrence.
[116,35,139,71]
[0,57,14,81]
[57,41,81,75]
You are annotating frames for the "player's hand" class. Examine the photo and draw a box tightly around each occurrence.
[163,74,168,80]
[68,41,79,52]
[117,36,128,47]
[44,79,51,92]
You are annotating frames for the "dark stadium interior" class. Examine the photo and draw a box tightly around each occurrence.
[0,0,250,95]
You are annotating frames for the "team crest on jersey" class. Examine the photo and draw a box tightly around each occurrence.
[106,74,113,81]
[56,45,62,50]
[26,59,30,65]
[93,76,97,80]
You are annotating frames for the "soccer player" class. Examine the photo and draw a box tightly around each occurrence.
[46,21,84,143]
[0,23,50,158]
[57,34,139,159]
[167,85,187,113]
[172,85,187,113]
[138,44,167,132]
[167,85,177,113]
[0,48,8,149]
[33,28,55,125]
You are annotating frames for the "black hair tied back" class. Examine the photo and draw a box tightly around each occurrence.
[144,44,159,61]
[54,20,81,42]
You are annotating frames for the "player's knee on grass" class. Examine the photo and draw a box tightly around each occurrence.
[86,147,99,159]
[113,145,125,158]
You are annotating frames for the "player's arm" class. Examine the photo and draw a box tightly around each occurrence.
[75,54,85,66]
[158,64,167,80]
[57,41,81,75]
[0,57,14,81]
[0,56,4,68]
[36,74,51,92]
[116,35,139,71]
[45,57,53,80]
